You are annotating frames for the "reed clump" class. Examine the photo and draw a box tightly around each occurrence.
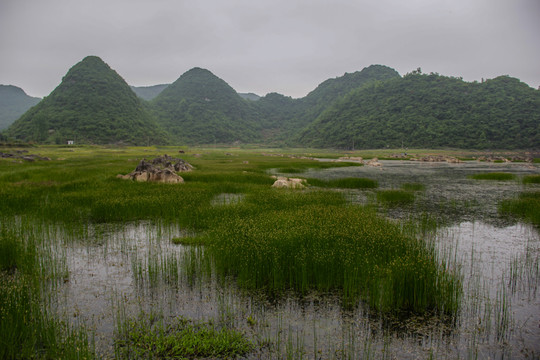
[469,172,516,181]
[377,189,415,206]
[307,177,379,189]
[522,174,540,184]
[115,316,252,359]
[0,222,94,359]
[500,191,540,226]
[205,191,461,315]
[401,183,425,191]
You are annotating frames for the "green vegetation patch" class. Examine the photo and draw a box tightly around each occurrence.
[0,224,93,359]
[377,189,416,206]
[206,198,461,315]
[116,316,252,359]
[522,174,540,184]
[401,182,426,192]
[307,177,378,189]
[500,191,540,226]
[469,172,516,181]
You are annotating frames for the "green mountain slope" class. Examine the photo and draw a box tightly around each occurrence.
[293,65,401,127]
[151,67,261,144]
[131,84,169,100]
[297,72,540,149]
[248,65,401,143]
[4,56,168,145]
[0,85,41,130]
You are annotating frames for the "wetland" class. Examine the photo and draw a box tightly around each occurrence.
[0,146,539,359]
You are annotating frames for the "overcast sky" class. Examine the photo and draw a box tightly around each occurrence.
[1,0,539,98]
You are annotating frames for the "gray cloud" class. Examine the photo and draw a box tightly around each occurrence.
[1,0,539,98]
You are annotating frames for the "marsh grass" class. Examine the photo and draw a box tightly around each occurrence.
[307,177,378,189]
[0,221,94,359]
[377,189,415,206]
[1,146,473,357]
[401,183,426,192]
[204,191,461,315]
[469,172,516,181]
[499,191,540,226]
[115,315,253,359]
[522,174,540,184]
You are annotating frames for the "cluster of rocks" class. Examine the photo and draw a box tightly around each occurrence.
[410,155,462,163]
[1,151,51,162]
[117,155,193,183]
[475,155,533,163]
[271,176,307,189]
[337,156,382,167]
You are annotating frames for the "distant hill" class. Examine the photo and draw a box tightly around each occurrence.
[131,84,169,101]
[3,57,538,149]
[238,93,261,101]
[0,85,41,130]
[297,72,540,149]
[151,67,261,144]
[249,64,402,143]
[4,56,168,145]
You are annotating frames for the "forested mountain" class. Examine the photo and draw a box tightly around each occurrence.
[4,56,168,145]
[297,72,540,149]
[293,65,401,127]
[150,67,261,144]
[131,84,169,100]
[248,65,402,143]
[0,85,41,130]
[3,56,538,149]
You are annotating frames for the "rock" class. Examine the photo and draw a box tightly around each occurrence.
[118,155,191,183]
[339,156,363,162]
[365,158,382,167]
[272,177,306,189]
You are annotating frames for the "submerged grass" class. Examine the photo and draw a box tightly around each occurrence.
[522,174,540,184]
[401,182,426,192]
[0,221,94,359]
[377,189,416,206]
[499,191,540,226]
[115,315,253,359]
[204,191,461,315]
[469,172,516,181]
[307,177,379,189]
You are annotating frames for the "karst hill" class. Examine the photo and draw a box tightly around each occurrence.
[4,56,168,145]
[3,56,539,149]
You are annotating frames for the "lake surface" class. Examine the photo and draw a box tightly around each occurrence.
[54,160,539,359]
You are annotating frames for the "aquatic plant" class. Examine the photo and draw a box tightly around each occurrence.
[205,192,461,315]
[469,172,516,181]
[115,315,253,359]
[499,191,540,226]
[307,177,378,189]
[522,174,540,184]
[0,221,94,359]
[401,182,425,191]
[376,189,415,206]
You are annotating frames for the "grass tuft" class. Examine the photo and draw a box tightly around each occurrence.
[469,172,516,181]
[307,177,378,189]
[377,190,415,206]
[522,174,540,184]
[115,316,252,359]
[500,191,540,226]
